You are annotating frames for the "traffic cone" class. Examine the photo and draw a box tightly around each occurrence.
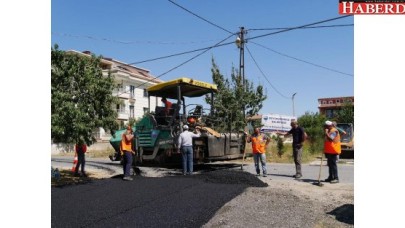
[71,153,78,172]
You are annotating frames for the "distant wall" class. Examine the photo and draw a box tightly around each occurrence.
[51,142,113,155]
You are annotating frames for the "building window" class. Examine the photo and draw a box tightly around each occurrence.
[326,109,334,118]
[116,103,125,113]
[322,101,327,104]
[117,83,123,92]
[329,100,333,104]
[336,100,340,104]
[130,85,135,98]
[130,105,134,118]
[143,89,148,97]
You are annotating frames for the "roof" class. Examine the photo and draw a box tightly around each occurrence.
[147,77,218,98]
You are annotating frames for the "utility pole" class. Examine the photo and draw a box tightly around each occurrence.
[236,27,246,120]
[292,92,297,117]
[237,27,245,84]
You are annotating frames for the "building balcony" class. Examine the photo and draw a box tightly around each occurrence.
[117,110,129,120]
[112,89,129,99]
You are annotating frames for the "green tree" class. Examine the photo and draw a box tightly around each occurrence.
[276,135,285,157]
[297,112,327,154]
[51,45,119,146]
[205,58,266,132]
[335,99,354,124]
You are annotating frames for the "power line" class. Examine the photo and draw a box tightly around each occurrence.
[130,15,352,66]
[168,0,234,34]
[248,24,353,31]
[117,33,236,96]
[251,41,353,77]
[52,32,220,45]
[246,15,352,42]
[245,45,290,99]
[128,39,236,65]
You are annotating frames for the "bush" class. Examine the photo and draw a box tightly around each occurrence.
[276,136,285,158]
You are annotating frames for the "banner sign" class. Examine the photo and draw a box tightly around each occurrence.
[260,114,295,133]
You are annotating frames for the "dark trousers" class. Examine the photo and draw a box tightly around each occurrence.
[123,151,133,177]
[75,151,85,174]
[325,153,339,180]
[292,145,302,175]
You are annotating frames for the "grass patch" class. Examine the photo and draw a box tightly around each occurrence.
[51,169,97,187]
[245,142,323,164]
[55,148,116,159]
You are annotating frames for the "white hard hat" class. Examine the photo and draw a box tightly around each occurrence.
[183,125,189,130]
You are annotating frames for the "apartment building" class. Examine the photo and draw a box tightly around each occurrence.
[318,96,354,118]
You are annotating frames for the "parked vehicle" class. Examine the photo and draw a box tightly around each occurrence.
[109,77,246,164]
[336,123,354,158]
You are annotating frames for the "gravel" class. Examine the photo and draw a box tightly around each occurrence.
[202,175,354,228]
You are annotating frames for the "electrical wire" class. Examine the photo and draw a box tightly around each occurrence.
[116,33,236,96]
[168,0,234,35]
[248,24,353,31]
[130,15,351,65]
[246,15,352,42]
[128,39,236,65]
[52,32,220,45]
[245,45,291,99]
[251,41,354,77]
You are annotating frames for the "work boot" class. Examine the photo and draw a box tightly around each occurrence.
[330,179,339,184]
[293,174,302,179]
[123,176,133,181]
[324,177,333,182]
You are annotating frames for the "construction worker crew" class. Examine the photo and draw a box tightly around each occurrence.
[120,125,135,181]
[74,139,87,177]
[177,125,201,175]
[285,120,306,179]
[324,120,341,184]
[246,127,271,177]
[161,97,172,115]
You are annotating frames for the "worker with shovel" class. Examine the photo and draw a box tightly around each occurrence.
[324,120,342,184]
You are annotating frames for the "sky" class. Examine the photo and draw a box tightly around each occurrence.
[2,1,405,227]
[51,0,354,117]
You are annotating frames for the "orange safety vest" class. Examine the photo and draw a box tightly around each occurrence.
[120,133,133,154]
[251,134,267,154]
[164,100,172,113]
[324,127,341,155]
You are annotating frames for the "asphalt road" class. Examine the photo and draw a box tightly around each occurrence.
[52,170,267,228]
[51,157,353,227]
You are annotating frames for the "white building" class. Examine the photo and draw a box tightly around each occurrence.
[67,50,163,141]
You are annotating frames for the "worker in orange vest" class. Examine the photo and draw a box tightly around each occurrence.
[324,120,342,184]
[120,125,135,181]
[246,127,271,177]
[161,97,172,116]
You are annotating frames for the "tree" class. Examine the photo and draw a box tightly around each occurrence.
[335,99,354,124]
[205,58,266,132]
[276,135,285,158]
[297,112,327,154]
[51,45,119,146]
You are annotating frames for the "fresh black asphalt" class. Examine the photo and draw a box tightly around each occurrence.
[52,170,267,228]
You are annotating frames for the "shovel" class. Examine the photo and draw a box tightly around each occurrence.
[315,154,324,187]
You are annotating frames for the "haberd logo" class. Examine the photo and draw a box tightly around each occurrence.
[339,0,405,14]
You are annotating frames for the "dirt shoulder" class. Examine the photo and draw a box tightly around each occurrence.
[203,178,354,228]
